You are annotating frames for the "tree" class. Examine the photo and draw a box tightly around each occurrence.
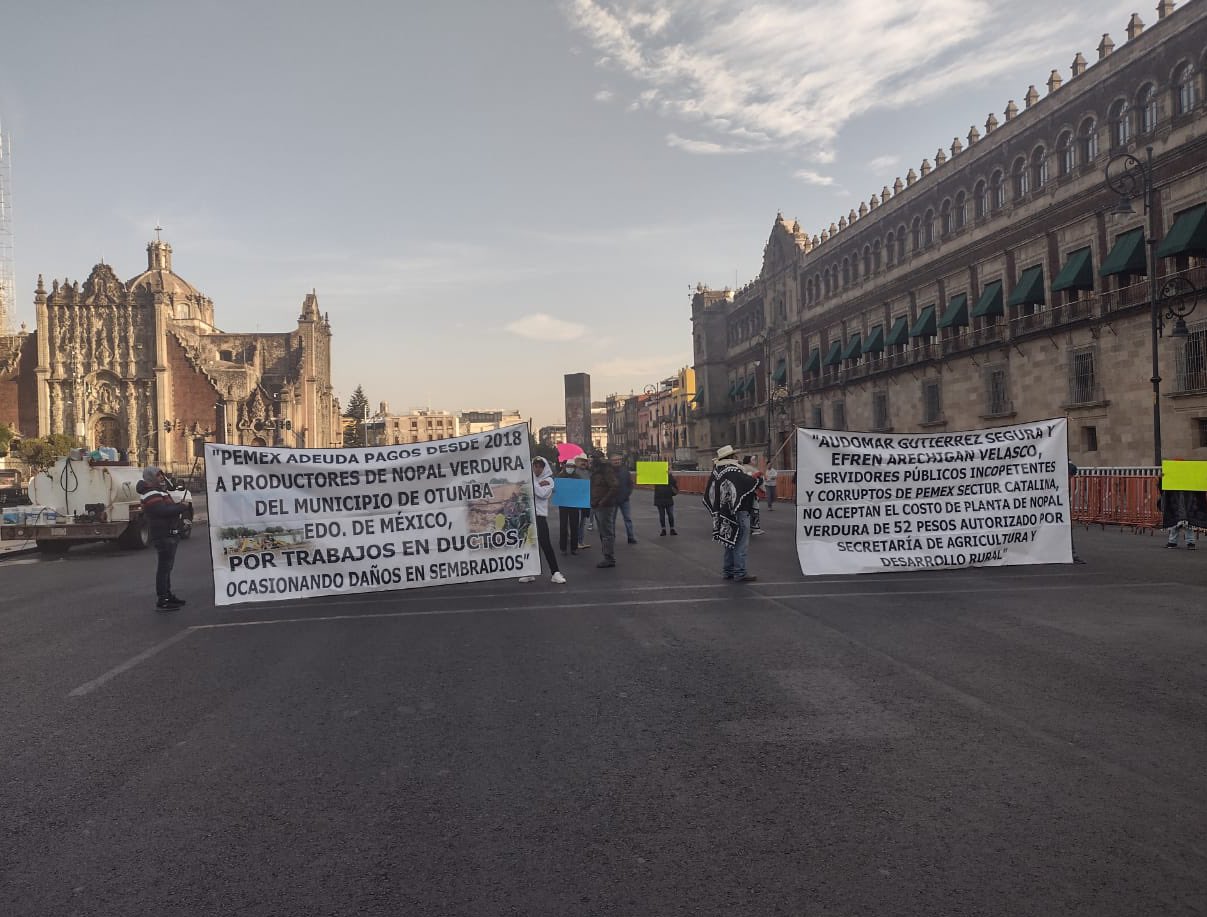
[15,433,84,471]
[343,385,370,448]
[0,422,14,457]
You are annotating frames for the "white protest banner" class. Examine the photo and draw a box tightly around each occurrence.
[205,423,540,605]
[795,418,1071,575]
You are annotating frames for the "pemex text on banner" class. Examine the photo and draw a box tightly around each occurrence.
[205,423,540,605]
[795,418,1072,575]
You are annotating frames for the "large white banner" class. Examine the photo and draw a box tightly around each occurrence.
[205,423,540,605]
[796,418,1071,575]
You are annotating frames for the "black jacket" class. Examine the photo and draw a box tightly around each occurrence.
[137,479,186,539]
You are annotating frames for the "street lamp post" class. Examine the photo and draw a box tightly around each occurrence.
[1106,147,1163,466]
[1107,147,1202,465]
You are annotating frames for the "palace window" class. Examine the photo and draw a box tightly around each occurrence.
[953,192,966,230]
[1012,157,1029,200]
[872,391,890,432]
[975,180,988,218]
[991,171,1005,210]
[985,366,1012,416]
[1068,345,1100,404]
[923,379,943,424]
[1057,131,1074,176]
[1109,98,1131,147]
[1173,63,1197,116]
[1079,117,1099,162]
[1138,84,1157,133]
[832,400,846,431]
[1031,146,1048,190]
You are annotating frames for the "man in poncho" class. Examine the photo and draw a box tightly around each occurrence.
[703,444,760,582]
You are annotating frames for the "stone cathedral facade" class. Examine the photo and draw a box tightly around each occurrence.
[0,236,342,472]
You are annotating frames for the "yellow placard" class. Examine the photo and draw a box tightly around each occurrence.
[1161,460,1207,491]
[635,461,669,485]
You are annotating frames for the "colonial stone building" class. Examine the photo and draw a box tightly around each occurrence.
[692,2,1207,470]
[0,236,342,472]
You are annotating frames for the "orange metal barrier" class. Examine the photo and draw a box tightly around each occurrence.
[1071,470,1162,529]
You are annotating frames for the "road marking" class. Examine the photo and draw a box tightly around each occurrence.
[67,580,1178,695]
[67,629,196,697]
[192,580,1176,630]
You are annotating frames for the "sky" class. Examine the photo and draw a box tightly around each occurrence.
[0,0,1141,429]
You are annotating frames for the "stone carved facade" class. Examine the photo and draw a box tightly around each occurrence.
[693,2,1207,469]
[0,237,342,472]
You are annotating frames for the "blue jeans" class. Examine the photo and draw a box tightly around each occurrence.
[723,511,751,578]
[152,535,179,599]
[617,498,635,540]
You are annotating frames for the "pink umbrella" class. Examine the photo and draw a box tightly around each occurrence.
[557,442,585,462]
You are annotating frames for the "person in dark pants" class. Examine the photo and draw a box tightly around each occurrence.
[519,457,566,584]
[557,460,584,555]
[611,451,638,543]
[588,450,620,567]
[654,471,678,535]
[137,466,188,610]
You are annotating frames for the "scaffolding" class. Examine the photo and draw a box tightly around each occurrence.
[0,119,14,335]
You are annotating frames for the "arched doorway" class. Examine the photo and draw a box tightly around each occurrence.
[93,415,126,452]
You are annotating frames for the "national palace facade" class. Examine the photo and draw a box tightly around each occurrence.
[692,1,1207,470]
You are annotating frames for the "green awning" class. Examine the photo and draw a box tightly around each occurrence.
[772,359,787,383]
[1099,227,1147,277]
[841,333,862,361]
[804,348,820,373]
[938,293,969,329]
[1008,266,1046,307]
[727,381,739,398]
[691,390,703,404]
[971,280,1004,318]
[1156,203,1207,258]
[885,316,910,346]
[823,341,843,366]
[1051,248,1094,292]
[909,305,937,338]
[862,325,885,354]
[743,376,756,395]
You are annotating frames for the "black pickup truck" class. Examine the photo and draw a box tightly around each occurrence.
[0,469,30,508]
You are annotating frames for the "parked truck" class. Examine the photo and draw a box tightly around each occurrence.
[0,455,192,554]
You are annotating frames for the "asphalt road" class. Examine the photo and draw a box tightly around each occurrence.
[2,498,1205,917]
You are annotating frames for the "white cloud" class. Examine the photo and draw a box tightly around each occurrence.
[666,132,745,155]
[505,313,588,342]
[868,155,900,172]
[793,169,835,187]
[561,0,1104,157]
[594,88,615,102]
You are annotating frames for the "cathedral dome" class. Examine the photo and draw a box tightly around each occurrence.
[126,238,205,298]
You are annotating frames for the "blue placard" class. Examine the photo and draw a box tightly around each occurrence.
[551,477,591,509]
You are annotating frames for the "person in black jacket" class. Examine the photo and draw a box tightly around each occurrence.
[137,466,188,610]
[654,471,678,535]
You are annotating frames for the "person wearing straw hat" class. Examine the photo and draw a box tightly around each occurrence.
[703,444,759,582]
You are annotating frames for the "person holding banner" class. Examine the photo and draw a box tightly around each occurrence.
[557,460,585,556]
[703,444,760,582]
[519,457,567,584]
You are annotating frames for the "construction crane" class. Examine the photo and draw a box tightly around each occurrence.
[0,119,14,335]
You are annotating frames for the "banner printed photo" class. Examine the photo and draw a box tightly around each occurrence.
[205,423,540,605]
[796,418,1072,576]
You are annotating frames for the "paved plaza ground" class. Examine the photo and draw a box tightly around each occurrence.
[2,498,1205,916]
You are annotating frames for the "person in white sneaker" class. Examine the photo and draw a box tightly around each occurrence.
[519,456,567,584]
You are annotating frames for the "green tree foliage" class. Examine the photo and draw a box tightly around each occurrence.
[0,422,14,457]
[343,385,370,448]
[15,433,84,471]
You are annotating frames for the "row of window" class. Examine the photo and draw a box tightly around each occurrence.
[803,201,1207,377]
[801,60,1204,308]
